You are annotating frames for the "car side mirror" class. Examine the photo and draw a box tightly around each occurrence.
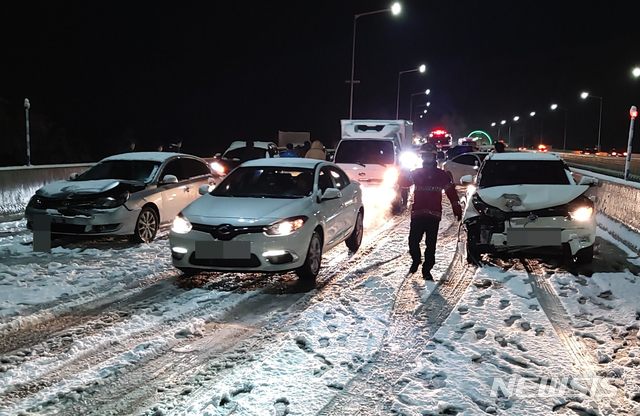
[198,184,212,195]
[578,176,598,186]
[214,152,221,158]
[460,174,474,185]
[161,174,179,184]
[320,188,341,201]
[69,172,79,180]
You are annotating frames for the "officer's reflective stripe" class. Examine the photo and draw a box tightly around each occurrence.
[412,208,442,219]
[415,186,442,192]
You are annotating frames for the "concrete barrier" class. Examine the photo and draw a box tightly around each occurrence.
[0,163,92,220]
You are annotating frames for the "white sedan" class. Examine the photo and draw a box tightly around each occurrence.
[442,152,489,184]
[170,158,364,280]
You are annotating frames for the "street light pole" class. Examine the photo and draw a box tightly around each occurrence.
[348,3,402,119]
[396,64,426,119]
[24,98,31,166]
[580,92,603,151]
[551,104,568,150]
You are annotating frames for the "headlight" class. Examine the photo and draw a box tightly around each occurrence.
[570,206,593,221]
[400,152,420,170]
[172,214,192,234]
[211,162,225,174]
[94,191,130,208]
[383,167,400,187]
[264,216,307,236]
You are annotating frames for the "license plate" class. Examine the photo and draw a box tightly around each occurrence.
[507,228,561,246]
[195,241,252,259]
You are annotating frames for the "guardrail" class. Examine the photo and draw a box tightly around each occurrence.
[0,163,92,221]
[556,151,640,182]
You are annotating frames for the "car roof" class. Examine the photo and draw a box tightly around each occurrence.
[452,151,490,157]
[226,141,277,151]
[486,151,563,161]
[240,158,326,169]
[102,152,201,162]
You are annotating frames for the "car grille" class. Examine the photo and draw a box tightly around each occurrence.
[191,223,264,241]
[34,196,96,210]
[188,253,262,268]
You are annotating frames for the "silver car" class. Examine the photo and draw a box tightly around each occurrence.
[25,152,216,242]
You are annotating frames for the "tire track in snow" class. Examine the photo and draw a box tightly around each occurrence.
[1,212,409,416]
[317,219,476,415]
[522,259,633,415]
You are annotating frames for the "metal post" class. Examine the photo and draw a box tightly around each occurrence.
[596,97,603,152]
[24,98,31,166]
[539,115,544,145]
[409,96,414,122]
[349,15,358,119]
[396,73,402,120]
[563,109,568,150]
[625,106,637,181]
[497,128,501,141]
[508,125,511,145]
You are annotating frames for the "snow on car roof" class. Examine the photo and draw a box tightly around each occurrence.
[102,152,199,162]
[487,151,563,161]
[240,158,325,169]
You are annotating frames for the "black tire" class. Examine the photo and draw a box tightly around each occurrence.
[345,210,364,252]
[466,223,481,265]
[131,206,159,243]
[296,231,323,280]
[574,245,594,264]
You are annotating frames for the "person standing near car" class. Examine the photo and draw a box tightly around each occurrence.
[305,140,326,160]
[280,142,299,158]
[399,143,462,280]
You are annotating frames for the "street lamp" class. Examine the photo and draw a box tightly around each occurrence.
[633,67,640,78]
[396,64,426,119]
[409,89,430,122]
[580,91,603,152]
[24,98,31,166]
[551,103,568,150]
[530,111,544,145]
[348,3,402,119]
[508,116,520,145]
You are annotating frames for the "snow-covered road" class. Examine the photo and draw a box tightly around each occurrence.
[0,207,639,416]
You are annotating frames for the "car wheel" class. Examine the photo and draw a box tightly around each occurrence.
[345,210,364,252]
[131,206,159,243]
[574,245,594,264]
[466,223,481,265]
[296,231,323,280]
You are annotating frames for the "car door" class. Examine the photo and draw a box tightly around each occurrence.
[158,159,192,223]
[180,158,215,204]
[317,167,343,249]
[327,166,357,240]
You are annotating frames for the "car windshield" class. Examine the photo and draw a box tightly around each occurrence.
[76,160,161,183]
[478,160,570,188]
[223,147,267,162]
[334,140,394,165]
[211,167,314,198]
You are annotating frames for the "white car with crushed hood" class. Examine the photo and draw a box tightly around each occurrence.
[170,158,364,280]
[25,152,215,243]
[461,152,597,264]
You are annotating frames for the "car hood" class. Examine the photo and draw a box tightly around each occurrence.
[478,184,589,212]
[35,179,145,199]
[183,194,313,224]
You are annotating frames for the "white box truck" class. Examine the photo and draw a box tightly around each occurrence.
[333,120,415,213]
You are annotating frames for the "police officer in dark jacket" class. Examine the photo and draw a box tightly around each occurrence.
[399,143,462,280]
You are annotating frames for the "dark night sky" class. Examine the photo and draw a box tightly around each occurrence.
[1,1,639,164]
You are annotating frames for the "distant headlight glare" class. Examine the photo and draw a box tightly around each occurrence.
[570,206,593,222]
[172,214,192,234]
[211,162,225,174]
[265,216,307,236]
